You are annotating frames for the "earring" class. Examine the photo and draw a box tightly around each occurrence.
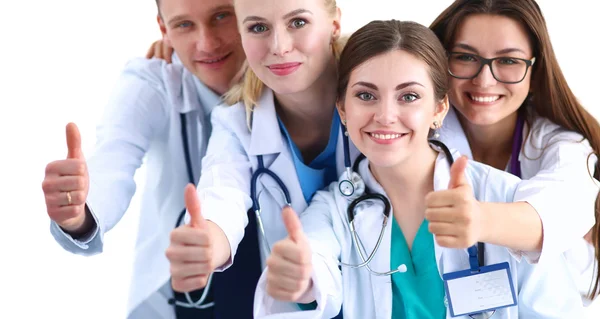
[342,119,349,136]
[432,121,440,139]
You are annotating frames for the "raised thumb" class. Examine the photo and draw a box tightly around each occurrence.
[282,206,305,243]
[448,155,469,189]
[184,184,205,228]
[66,122,83,159]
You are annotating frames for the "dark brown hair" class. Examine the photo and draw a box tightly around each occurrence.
[337,20,448,105]
[431,0,600,298]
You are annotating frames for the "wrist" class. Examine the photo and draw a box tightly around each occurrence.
[477,202,495,244]
[207,221,232,268]
[296,279,316,304]
[61,205,95,239]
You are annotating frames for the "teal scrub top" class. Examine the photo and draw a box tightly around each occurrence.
[390,219,446,319]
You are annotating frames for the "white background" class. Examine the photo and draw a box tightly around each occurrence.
[1,0,598,318]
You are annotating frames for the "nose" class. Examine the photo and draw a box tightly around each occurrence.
[472,63,497,88]
[374,98,398,125]
[270,28,293,56]
[196,26,222,53]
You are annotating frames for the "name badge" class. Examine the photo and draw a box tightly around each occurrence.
[443,262,517,317]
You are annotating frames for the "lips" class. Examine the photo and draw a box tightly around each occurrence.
[267,62,302,76]
[197,53,231,64]
[367,131,409,144]
[467,93,502,104]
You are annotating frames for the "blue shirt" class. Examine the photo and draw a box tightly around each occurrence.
[278,111,340,203]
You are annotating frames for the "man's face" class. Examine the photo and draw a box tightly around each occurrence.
[158,0,245,95]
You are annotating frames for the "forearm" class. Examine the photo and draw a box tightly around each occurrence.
[480,202,543,251]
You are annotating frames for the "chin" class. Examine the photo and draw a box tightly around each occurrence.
[264,78,311,95]
[364,151,407,170]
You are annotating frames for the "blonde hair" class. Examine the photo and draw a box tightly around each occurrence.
[224,0,345,129]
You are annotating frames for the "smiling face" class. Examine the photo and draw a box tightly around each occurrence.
[234,0,340,95]
[339,50,448,168]
[448,14,534,127]
[158,0,246,95]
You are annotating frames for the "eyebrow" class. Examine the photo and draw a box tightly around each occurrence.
[167,5,234,25]
[351,81,424,90]
[168,14,189,25]
[453,43,527,55]
[243,8,312,24]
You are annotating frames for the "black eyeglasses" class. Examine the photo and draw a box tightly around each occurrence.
[448,52,536,84]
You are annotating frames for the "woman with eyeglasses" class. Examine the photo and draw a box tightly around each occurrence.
[429,0,600,305]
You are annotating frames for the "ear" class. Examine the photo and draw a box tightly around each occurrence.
[336,100,346,123]
[157,15,172,47]
[331,7,342,41]
[432,95,450,129]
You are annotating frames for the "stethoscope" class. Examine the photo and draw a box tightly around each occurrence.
[339,129,492,319]
[248,122,485,276]
[337,126,485,276]
[168,114,215,310]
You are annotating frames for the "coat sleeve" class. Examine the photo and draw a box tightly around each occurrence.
[516,253,586,318]
[254,185,345,318]
[49,58,171,256]
[195,105,254,271]
[511,131,598,264]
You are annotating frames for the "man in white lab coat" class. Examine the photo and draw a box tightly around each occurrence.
[40,0,245,318]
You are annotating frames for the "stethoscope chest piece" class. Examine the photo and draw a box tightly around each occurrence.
[339,179,355,197]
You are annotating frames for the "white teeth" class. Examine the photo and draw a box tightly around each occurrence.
[203,55,227,63]
[370,133,403,140]
[470,95,500,103]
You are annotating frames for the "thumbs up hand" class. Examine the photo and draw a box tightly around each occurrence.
[42,123,91,235]
[265,207,314,303]
[425,156,483,248]
[167,184,215,292]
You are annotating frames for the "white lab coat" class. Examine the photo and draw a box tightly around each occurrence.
[50,56,219,318]
[439,107,599,303]
[254,148,585,318]
[196,88,359,310]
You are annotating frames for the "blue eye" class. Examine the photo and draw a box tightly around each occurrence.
[215,12,230,21]
[290,19,306,29]
[356,92,375,101]
[176,21,192,29]
[249,24,268,33]
[401,93,419,102]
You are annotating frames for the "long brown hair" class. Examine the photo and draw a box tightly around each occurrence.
[338,20,448,105]
[431,0,600,298]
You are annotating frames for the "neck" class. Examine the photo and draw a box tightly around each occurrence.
[370,144,438,205]
[274,57,338,136]
[458,111,518,170]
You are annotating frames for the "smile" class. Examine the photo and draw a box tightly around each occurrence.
[198,53,231,64]
[468,94,501,103]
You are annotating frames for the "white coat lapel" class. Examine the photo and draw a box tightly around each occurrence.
[438,107,474,160]
[248,89,307,214]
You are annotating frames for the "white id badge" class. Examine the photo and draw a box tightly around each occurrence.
[442,262,517,317]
